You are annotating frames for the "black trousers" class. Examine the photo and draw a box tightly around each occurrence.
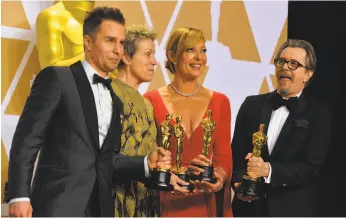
[83,181,101,217]
[232,197,269,217]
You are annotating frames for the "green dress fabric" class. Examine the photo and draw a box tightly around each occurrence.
[112,79,158,217]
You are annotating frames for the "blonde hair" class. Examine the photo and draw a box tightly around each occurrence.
[118,25,157,68]
[165,27,205,73]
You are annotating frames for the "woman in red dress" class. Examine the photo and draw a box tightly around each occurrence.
[144,27,233,217]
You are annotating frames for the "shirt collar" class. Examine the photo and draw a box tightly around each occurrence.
[276,90,302,99]
[81,60,109,84]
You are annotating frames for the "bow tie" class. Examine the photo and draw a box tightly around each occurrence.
[93,74,112,89]
[269,92,298,111]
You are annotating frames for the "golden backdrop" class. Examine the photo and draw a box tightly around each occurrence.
[1,0,287,202]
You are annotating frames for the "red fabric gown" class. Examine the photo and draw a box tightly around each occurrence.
[144,90,233,217]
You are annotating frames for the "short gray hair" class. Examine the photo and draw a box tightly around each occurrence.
[118,25,157,68]
[275,39,317,86]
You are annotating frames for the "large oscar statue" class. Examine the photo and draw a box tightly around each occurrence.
[236,124,267,197]
[36,1,95,69]
[191,110,216,183]
[173,116,194,191]
[36,1,118,78]
[146,113,174,191]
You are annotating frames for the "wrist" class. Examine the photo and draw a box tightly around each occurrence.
[215,166,227,182]
[147,155,153,170]
[263,162,270,177]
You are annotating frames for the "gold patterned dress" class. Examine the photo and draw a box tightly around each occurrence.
[111,79,158,217]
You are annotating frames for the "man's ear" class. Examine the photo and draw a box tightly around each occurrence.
[84,35,93,51]
[304,70,313,83]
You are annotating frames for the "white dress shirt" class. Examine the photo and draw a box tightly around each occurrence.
[82,60,113,147]
[10,60,150,204]
[264,91,302,183]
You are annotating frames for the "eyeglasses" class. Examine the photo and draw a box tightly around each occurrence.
[274,58,307,70]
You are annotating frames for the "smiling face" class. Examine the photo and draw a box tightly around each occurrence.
[175,41,207,80]
[275,47,313,97]
[165,28,206,77]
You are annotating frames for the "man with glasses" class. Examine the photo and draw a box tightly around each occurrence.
[231,39,332,216]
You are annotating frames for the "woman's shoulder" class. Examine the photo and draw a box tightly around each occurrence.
[144,86,168,100]
[202,87,230,105]
[214,91,230,102]
[143,89,158,99]
[111,79,126,99]
[112,79,143,101]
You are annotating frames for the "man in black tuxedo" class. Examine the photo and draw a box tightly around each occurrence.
[231,39,332,216]
[6,7,171,217]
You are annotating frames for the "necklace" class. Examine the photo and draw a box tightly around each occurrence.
[171,82,200,97]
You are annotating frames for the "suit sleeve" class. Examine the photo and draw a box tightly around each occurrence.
[231,97,250,185]
[270,105,332,187]
[6,67,61,202]
[112,154,146,184]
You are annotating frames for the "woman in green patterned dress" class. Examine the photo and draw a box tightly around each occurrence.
[111,25,159,217]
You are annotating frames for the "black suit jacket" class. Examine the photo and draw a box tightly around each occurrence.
[231,91,332,217]
[6,61,147,217]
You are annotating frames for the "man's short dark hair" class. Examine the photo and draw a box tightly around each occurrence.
[83,7,125,37]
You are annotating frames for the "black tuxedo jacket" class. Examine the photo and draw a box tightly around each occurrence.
[231,91,332,216]
[6,61,147,216]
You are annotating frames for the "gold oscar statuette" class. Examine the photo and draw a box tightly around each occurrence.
[173,116,194,191]
[202,110,216,157]
[191,110,217,183]
[146,113,173,191]
[236,124,267,197]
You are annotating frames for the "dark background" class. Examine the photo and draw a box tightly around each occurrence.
[288,1,345,216]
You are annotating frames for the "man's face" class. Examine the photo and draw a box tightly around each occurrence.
[85,20,125,74]
[275,47,313,97]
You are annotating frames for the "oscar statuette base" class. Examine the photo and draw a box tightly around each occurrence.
[174,168,194,192]
[190,164,217,184]
[146,168,173,191]
[236,175,263,198]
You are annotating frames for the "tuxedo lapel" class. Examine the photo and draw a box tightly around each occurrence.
[271,94,307,157]
[259,92,274,161]
[70,61,100,152]
[114,92,124,152]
